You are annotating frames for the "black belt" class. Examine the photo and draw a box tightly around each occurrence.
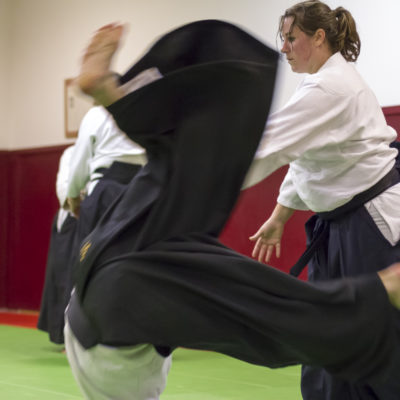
[290,167,400,277]
[93,161,142,184]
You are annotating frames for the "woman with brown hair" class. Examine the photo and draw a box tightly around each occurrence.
[250,1,400,399]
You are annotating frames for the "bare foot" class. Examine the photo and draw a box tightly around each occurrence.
[378,262,400,309]
[77,23,125,106]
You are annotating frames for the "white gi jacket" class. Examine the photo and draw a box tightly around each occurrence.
[66,106,147,198]
[244,52,400,245]
[67,68,163,199]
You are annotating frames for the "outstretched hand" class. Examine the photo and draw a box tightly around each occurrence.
[249,218,284,264]
[77,23,126,106]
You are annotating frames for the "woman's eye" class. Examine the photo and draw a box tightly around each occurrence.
[288,36,295,43]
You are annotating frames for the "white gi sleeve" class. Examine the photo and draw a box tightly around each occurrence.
[66,107,105,198]
[242,79,353,189]
[277,167,309,210]
[56,145,75,208]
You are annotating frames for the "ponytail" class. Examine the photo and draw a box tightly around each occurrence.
[334,7,360,62]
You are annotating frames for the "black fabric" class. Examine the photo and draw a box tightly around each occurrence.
[119,19,278,85]
[67,19,398,385]
[301,204,400,399]
[389,140,400,171]
[76,161,142,244]
[37,212,78,344]
[73,20,279,297]
[78,235,396,383]
[290,167,400,277]
[317,167,399,221]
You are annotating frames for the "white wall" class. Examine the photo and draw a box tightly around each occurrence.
[2,0,400,149]
[0,0,11,148]
[327,0,400,107]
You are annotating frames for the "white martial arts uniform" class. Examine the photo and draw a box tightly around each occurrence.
[65,322,172,400]
[244,52,400,245]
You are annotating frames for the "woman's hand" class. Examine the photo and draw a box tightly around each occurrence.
[249,218,284,263]
[67,196,81,218]
[249,203,295,264]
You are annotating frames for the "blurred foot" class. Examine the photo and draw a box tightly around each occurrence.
[378,262,400,309]
[77,23,125,106]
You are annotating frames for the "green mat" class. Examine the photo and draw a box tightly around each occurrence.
[0,325,301,399]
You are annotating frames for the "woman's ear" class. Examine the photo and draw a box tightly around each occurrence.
[314,28,326,47]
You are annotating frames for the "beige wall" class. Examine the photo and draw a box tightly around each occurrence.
[0,0,11,147]
[1,0,400,149]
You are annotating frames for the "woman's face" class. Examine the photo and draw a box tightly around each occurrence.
[280,17,315,73]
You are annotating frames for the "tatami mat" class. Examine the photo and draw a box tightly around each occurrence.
[0,324,301,399]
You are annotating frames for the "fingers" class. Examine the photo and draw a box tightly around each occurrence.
[95,22,125,37]
[97,23,120,31]
[264,244,273,263]
[251,238,269,263]
[84,23,124,58]
[275,242,281,259]
[257,240,268,263]
[249,229,262,241]
[251,237,281,264]
[78,22,126,103]
[251,237,262,258]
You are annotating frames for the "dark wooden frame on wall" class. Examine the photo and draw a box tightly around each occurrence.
[64,78,93,138]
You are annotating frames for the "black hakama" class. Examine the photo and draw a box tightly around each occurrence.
[75,161,142,245]
[38,211,78,344]
[299,201,400,398]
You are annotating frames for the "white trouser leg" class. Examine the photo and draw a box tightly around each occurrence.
[64,321,172,400]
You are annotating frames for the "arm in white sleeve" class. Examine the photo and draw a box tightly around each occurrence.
[56,145,76,208]
[66,107,106,198]
[277,167,309,210]
[242,80,353,189]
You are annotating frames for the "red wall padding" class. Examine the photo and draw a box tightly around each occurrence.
[220,166,312,277]
[0,151,10,307]
[0,106,399,310]
[384,105,400,134]
[1,146,67,309]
